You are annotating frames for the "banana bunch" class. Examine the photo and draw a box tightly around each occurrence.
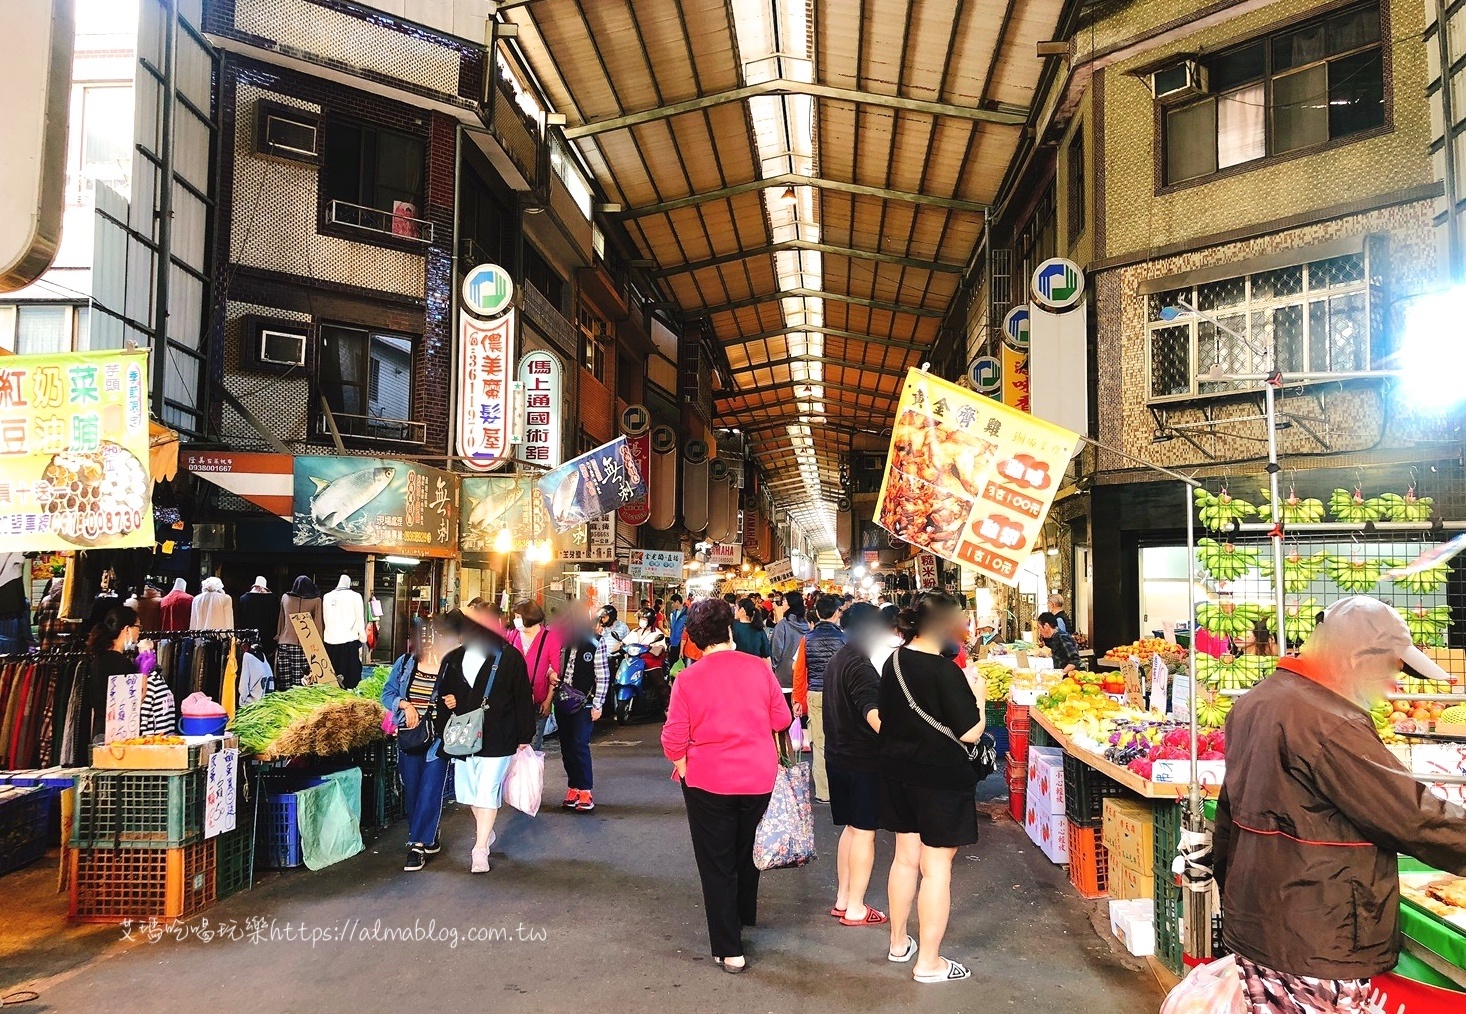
[1196,599,1266,639]
[1328,487,1388,523]
[1374,487,1434,523]
[1257,489,1326,525]
[1400,672,1455,694]
[1371,699,1399,743]
[1278,599,1319,644]
[1198,538,1260,582]
[1390,563,1451,595]
[976,661,1014,702]
[1196,653,1274,692]
[1404,604,1452,647]
[1260,550,1329,592]
[1325,555,1386,593]
[1196,691,1233,729]
[1195,487,1258,530]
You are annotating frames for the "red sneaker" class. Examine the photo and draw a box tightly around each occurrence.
[575,790,595,812]
[562,788,579,809]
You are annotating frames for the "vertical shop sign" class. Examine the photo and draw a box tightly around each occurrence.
[682,439,710,533]
[874,369,1079,586]
[648,424,678,530]
[517,350,561,468]
[457,312,515,469]
[707,459,732,542]
[0,349,153,550]
[618,404,651,527]
[1001,306,1031,413]
[916,553,939,590]
[205,748,238,838]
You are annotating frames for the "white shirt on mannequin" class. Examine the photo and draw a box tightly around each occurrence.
[321,577,366,646]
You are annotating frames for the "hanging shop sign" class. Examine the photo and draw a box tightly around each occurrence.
[460,475,553,555]
[610,573,634,598]
[969,355,1002,395]
[707,542,743,567]
[184,451,292,518]
[682,438,710,533]
[916,552,939,590]
[648,424,678,530]
[874,369,1080,586]
[618,404,652,527]
[1001,306,1031,352]
[707,459,732,542]
[1001,343,1030,413]
[744,509,760,557]
[537,435,647,534]
[628,549,683,581]
[0,350,154,550]
[461,262,515,319]
[517,350,561,468]
[766,558,794,583]
[1030,257,1086,311]
[457,311,515,470]
[293,456,458,558]
[558,515,616,563]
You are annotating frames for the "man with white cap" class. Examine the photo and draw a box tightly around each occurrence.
[1213,595,1466,1013]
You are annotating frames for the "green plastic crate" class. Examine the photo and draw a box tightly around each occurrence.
[1153,800,1183,881]
[71,769,205,848]
[215,800,257,900]
[1030,723,1053,749]
[984,701,1008,731]
[1154,877,1185,976]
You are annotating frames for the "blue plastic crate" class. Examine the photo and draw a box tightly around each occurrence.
[257,779,323,870]
[0,787,52,875]
[989,725,1010,759]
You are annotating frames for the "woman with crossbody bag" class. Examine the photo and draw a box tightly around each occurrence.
[506,601,562,751]
[877,592,988,984]
[438,610,536,874]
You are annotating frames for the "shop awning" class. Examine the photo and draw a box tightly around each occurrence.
[149,421,180,482]
[183,451,294,519]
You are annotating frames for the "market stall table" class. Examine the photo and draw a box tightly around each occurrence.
[1029,708,1221,800]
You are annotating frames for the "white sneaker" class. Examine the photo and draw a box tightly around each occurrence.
[486,830,496,854]
[470,848,490,874]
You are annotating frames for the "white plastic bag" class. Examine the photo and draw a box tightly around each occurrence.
[502,746,545,817]
[1160,955,1246,1014]
[787,716,804,752]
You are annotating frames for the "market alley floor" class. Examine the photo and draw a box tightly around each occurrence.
[5,730,1165,1014]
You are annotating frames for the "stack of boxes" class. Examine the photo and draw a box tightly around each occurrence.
[1103,797,1157,956]
[1024,746,1069,863]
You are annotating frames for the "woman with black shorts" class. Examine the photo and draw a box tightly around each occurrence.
[821,602,889,929]
[877,591,987,984]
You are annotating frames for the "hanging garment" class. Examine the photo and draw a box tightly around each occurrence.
[221,639,239,720]
[190,578,235,630]
[239,651,274,707]
[237,591,280,645]
[276,643,309,691]
[158,589,194,632]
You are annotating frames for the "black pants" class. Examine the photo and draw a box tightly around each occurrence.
[325,641,362,689]
[680,782,772,959]
[555,702,594,790]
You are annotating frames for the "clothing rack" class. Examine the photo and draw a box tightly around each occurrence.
[140,629,261,640]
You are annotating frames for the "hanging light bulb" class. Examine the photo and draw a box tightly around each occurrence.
[494,527,514,554]
[780,185,797,204]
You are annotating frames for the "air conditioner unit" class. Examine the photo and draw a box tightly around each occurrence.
[259,328,307,368]
[257,101,320,161]
[1150,60,1209,104]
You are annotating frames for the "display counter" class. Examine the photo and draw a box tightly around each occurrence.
[1030,708,1221,800]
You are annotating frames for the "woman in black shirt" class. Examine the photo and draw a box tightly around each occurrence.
[878,592,986,984]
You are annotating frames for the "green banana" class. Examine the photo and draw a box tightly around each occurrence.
[1257,490,1326,525]
[1329,487,1388,523]
[1198,538,1260,582]
[1197,599,1266,639]
[1260,550,1329,592]
[1404,604,1452,647]
[1326,554,1385,593]
[1390,563,1450,595]
[1195,487,1258,530]
[1374,489,1434,523]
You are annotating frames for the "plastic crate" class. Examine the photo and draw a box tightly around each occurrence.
[69,838,217,923]
[1062,752,1128,828]
[215,793,258,900]
[988,725,1010,759]
[1009,725,1030,763]
[0,787,52,875]
[1066,823,1110,899]
[985,701,1008,731]
[1153,801,1183,881]
[1154,877,1185,975]
[1005,702,1031,733]
[1030,722,1052,749]
[1008,786,1026,824]
[257,785,318,870]
[71,768,205,848]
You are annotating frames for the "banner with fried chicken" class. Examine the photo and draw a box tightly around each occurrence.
[875,369,1080,585]
[0,349,154,551]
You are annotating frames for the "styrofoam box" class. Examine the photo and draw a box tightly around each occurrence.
[1119,918,1156,957]
[1026,797,1069,864]
[1151,759,1225,786]
[1108,898,1154,938]
[1026,747,1066,810]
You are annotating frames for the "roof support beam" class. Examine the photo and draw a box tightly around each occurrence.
[654,239,965,277]
[693,288,946,319]
[728,356,911,379]
[718,380,901,402]
[562,79,1029,139]
[717,324,927,352]
[617,173,988,219]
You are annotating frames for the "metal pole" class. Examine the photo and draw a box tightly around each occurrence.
[151,0,179,413]
[1263,376,1287,654]
[1436,0,1463,282]
[1187,483,1200,797]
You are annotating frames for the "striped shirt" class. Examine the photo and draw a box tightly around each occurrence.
[405,663,437,707]
[140,677,176,736]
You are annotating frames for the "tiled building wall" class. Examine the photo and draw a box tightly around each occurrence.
[220,301,313,449]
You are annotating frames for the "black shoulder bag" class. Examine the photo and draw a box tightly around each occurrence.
[396,656,437,756]
[892,650,998,781]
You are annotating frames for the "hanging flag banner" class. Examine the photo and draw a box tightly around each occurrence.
[537,436,647,534]
[766,558,794,583]
[1001,342,1030,413]
[618,404,651,527]
[457,311,515,470]
[707,459,732,542]
[628,549,683,581]
[460,475,552,554]
[293,456,458,557]
[648,424,678,530]
[0,349,153,550]
[517,350,561,468]
[875,369,1079,586]
[682,438,710,533]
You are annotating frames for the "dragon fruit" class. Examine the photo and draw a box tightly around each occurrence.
[1128,758,1155,778]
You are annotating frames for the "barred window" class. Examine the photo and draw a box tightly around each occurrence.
[1145,252,1369,400]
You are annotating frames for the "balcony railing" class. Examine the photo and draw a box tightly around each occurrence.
[327,199,434,243]
[316,410,427,447]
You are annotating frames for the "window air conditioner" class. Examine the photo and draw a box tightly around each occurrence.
[1150,60,1209,104]
[259,328,307,368]
[256,101,320,161]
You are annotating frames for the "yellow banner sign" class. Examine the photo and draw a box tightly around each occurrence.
[1001,343,1029,412]
[875,369,1079,585]
[0,350,154,550]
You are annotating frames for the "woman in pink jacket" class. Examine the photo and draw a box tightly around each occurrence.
[661,598,793,974]
[505,600,562,751]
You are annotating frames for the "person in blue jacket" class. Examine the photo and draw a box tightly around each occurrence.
[667,593,688,666]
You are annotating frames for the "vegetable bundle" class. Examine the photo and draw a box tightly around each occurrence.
[229,685,385,758]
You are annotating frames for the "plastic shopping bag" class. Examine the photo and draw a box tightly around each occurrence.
[502,746,545,817]
[753,759,816,870]
[787,716,804,752]
[1160,954,1246,1014]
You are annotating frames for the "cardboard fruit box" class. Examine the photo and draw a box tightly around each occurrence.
[91,734,239,770]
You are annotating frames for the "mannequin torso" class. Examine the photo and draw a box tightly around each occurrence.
[321,578,365,645]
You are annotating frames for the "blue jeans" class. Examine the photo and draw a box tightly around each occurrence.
[555,703,594,790]
[398,748,448,847]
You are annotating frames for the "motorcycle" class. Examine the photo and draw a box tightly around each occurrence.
[612,641,665,723]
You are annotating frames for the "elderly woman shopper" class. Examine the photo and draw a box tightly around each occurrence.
[661,599,792,973]
[438,608,536,874]
[879,591,986,984]
[506,600,562,751]
[382,611,463,872]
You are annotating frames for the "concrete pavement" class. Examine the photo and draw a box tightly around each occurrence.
[5,728,1165,1013]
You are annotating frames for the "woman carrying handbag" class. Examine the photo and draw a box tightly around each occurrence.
[549,610,611,812]
[381,612,462,872]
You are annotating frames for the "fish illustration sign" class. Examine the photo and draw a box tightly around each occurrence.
[1030,257,1085,311]
[459,475,553,555]
[293,456,458,557]
[536,436,647,534]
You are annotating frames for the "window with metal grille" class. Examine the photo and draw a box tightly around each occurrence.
[577,303,609,378]
[318,324,420,443]
[1145,251,1369,400]
[1162,3,1384,185]
[1066,130,1085,242]
[322,118,425,217]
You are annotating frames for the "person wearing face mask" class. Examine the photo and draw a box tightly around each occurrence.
[877,591,986,984]
[437,606,536,874]
[1213,596,1466,1012]
[505,600,562,751]
[86,605,176,742]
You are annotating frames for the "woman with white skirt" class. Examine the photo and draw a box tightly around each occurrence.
[437,611,535,873]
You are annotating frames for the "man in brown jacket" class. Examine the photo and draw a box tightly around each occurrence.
[1214,596,1466,1013]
